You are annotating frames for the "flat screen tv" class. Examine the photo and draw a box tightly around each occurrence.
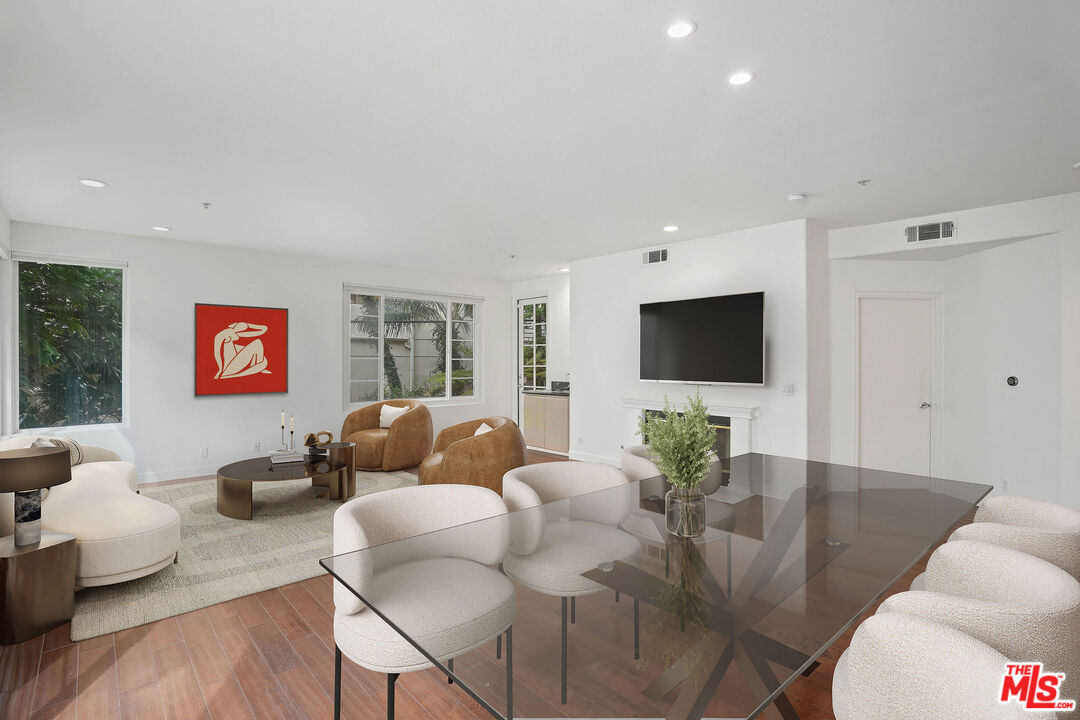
[640,291,765,385]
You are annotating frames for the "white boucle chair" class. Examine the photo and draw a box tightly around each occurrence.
[501,461,639,704]
[331,484,514,720]
[832,612,1050,720]
[878,540,1080,702]
[0,435,180,587]
[620,444,661,482]
[951,496,1080,580]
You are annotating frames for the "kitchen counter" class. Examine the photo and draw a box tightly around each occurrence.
[522,390,570,397]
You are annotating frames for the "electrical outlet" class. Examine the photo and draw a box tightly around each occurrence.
[578,436,584,446]
[251,440,261,454]
[200,447,209,459]
[781,383,795,396]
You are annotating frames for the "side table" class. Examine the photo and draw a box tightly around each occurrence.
[1,530,76,645]
[324,442,356,501]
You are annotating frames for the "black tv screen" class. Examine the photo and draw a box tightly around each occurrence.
[640,291,765,385]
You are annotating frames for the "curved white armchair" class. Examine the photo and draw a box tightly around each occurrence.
[878,540,1080,701]
[949,496,1080,581]
[833,613,1048,720]
[620,444,661,483]
[332,484,514,720]
[501,461,639,704]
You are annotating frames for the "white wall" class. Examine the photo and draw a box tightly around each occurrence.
[1060,211,1080,510]
[829,192,1080,508]
[941,236,1062,499]
[0,200,11,434]
[510,273,571,385]
[829,193,1069,260]
[7,222,514,482]
[805,221,830,462]
[570,220,817,464]
[0,200,10,257]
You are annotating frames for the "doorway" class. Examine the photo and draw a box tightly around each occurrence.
[517,298,548,427]
[856,294,941,476]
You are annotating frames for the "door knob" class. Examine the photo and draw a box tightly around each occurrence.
[920,402,932,409]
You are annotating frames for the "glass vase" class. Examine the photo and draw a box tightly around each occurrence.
[665,487,706,538]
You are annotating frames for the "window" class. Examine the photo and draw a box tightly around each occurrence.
[520,301,547,390]
[345,288,478,404]
[16,259,126,428]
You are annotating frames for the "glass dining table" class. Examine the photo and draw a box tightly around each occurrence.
[321,453,991,720]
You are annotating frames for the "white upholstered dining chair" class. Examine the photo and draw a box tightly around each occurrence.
[949,495,1080,580]
[879,540,1080,701]
[331,484,515,720]
[833,612,1052,720]
[501,461,639,704]
[620,444,661,483]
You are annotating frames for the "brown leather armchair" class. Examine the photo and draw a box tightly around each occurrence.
[341,400,433,471]
[418,417,526,494]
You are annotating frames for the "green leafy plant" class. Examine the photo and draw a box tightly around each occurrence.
[637,390,714,491]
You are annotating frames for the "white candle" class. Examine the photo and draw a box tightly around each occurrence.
[280,410,285,427]
[290,415,295,431]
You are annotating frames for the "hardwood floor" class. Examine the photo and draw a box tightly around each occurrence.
[1,462,971,720]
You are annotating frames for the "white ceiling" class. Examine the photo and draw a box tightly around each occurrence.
[1,1,1078,281]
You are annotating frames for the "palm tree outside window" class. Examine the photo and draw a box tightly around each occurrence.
[345,290,477,404]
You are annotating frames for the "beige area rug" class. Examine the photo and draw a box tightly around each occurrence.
[69,469,417,641]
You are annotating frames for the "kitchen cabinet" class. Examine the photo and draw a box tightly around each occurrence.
[523,393,569,453]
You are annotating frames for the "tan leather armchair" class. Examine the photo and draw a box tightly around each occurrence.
[341,400,433,471]
[418,417,525,494]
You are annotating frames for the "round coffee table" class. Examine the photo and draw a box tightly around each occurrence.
[216,456,346,520]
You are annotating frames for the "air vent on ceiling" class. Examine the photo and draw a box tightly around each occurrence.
[905,220,956,244]
[642,248,669,265]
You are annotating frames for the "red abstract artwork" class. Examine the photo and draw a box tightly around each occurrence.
[195,304,288,396]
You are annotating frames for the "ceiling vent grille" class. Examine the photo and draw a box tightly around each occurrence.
[642,248,669,265]
[905,220,956,244]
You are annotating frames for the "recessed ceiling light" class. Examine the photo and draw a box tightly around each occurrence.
[787,193,808,203]
[666,20,696,39]
[728,71,754,86]
[1073,161,1080,171]
[79,178,107,188]
[151,226,171,232]
[663,225,680,232]
[558,267,570,273]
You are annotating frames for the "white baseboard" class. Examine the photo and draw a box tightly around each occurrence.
[568,450,620,467]
[137,463,220,484]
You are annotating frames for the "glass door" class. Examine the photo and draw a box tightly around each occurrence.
[517,298,547,426]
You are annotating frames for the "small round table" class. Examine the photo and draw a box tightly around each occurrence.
[322,442,356,501]
[216,455,347,520]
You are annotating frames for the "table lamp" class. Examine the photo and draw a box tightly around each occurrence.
[0,447,71,546]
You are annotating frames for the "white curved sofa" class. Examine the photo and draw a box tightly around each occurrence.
[0,435,181,588]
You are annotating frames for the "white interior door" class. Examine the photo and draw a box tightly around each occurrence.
[857,296,937,475]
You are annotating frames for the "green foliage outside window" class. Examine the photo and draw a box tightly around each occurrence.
[18,262,124,428]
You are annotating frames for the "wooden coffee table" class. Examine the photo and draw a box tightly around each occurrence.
[216,452,353,520]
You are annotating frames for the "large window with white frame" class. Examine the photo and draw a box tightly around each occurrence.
[344,287,479,405]
[15,256,127,429]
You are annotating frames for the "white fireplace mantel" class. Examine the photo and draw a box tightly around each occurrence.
[620,398,758,456]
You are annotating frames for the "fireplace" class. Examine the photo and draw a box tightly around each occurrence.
[640,409,732,485]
